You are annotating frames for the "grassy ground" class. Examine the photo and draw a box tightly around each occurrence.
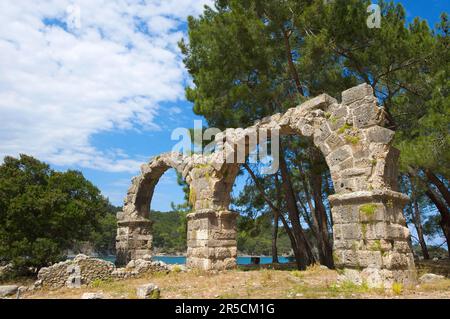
[15,264,450,299]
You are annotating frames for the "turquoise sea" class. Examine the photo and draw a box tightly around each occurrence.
[102,255,293,265]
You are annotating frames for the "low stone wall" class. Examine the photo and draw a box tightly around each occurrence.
[35,254,170,290]
[37,255,115,289]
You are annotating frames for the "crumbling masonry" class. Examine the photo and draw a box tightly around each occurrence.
[116,83,416,287]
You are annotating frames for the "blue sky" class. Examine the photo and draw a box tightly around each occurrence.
[0,0,448,213]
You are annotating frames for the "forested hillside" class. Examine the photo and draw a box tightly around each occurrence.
[151,210,293,256]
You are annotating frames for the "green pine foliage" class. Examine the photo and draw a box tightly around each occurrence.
[151,210,188,254]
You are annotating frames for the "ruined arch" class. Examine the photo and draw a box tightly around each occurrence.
[116,152,189,265]
[116,84,416,287]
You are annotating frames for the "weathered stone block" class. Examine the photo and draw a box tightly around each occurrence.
[356,250,383,268]
[338,250,359,267]
[325,133,346,151]
[393,240,411,253]
[314,122,332,145]
[0,285,18,297]
[328,116,347,131]
[365,126,394,144]
[332,205,360,224]
[342,83,373,105]
[382,251,410,270]
[358,204,385,223]
[363,222,388,240]
[333,178,357,193]
[341,167,371,178]
[299,93,338,112]
[215,247,232,259]
[330,104,349,119]
[334,223,363,240]
[326,146,352,167]
[338,157,354,171]
[385,224,410,240]
[352,103,380,128]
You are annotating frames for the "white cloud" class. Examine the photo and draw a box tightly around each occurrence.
[0,0,211,173]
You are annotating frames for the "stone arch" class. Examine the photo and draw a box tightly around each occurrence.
[116,83,416,287]
[123,152,189,220]
[116,152,189,265]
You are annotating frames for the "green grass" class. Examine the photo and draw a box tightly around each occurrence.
[289,280,376,298]
[361,223,367,239]
[337,123,353,134]
[371,240,382,252]
[392,282,403,295]
[332,251,341,265]
[89,278,113,288]
[328,280,370,294]
[291,270,304,278]
[345,135,360,145]
[171,265,182,273]
[360,204,378,217]
[330,116,338,124]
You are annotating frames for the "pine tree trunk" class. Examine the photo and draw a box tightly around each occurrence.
[409,176,430,259]
[243,163,295,266]
[272,174,281,264]
[425,170,450,207]
[412,199,430,259]
[278,214,303,268]
[272,211,279,264]
[426,188,450,258]
[311,172,334,268]
[279,152,315,269]
[440,213,450,258]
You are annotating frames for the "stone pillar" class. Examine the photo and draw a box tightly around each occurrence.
[186,209,238,270]
[330,190,416,287]
[115,216,153,266]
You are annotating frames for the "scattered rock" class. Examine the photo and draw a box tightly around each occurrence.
[81,292,105,299]
[113,259,170,279]
[126,260,136,269]
[142,254,153,261]
[15,286,28,299]
[433,257,439,262]
[136,283,160,299]
[419,273,445,284]
[0,285,18,297]
[0,263,14,280]
[18,286,28,292]
[31,279,43,290]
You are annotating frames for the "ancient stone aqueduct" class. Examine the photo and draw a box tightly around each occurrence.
[116,83,417,287]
